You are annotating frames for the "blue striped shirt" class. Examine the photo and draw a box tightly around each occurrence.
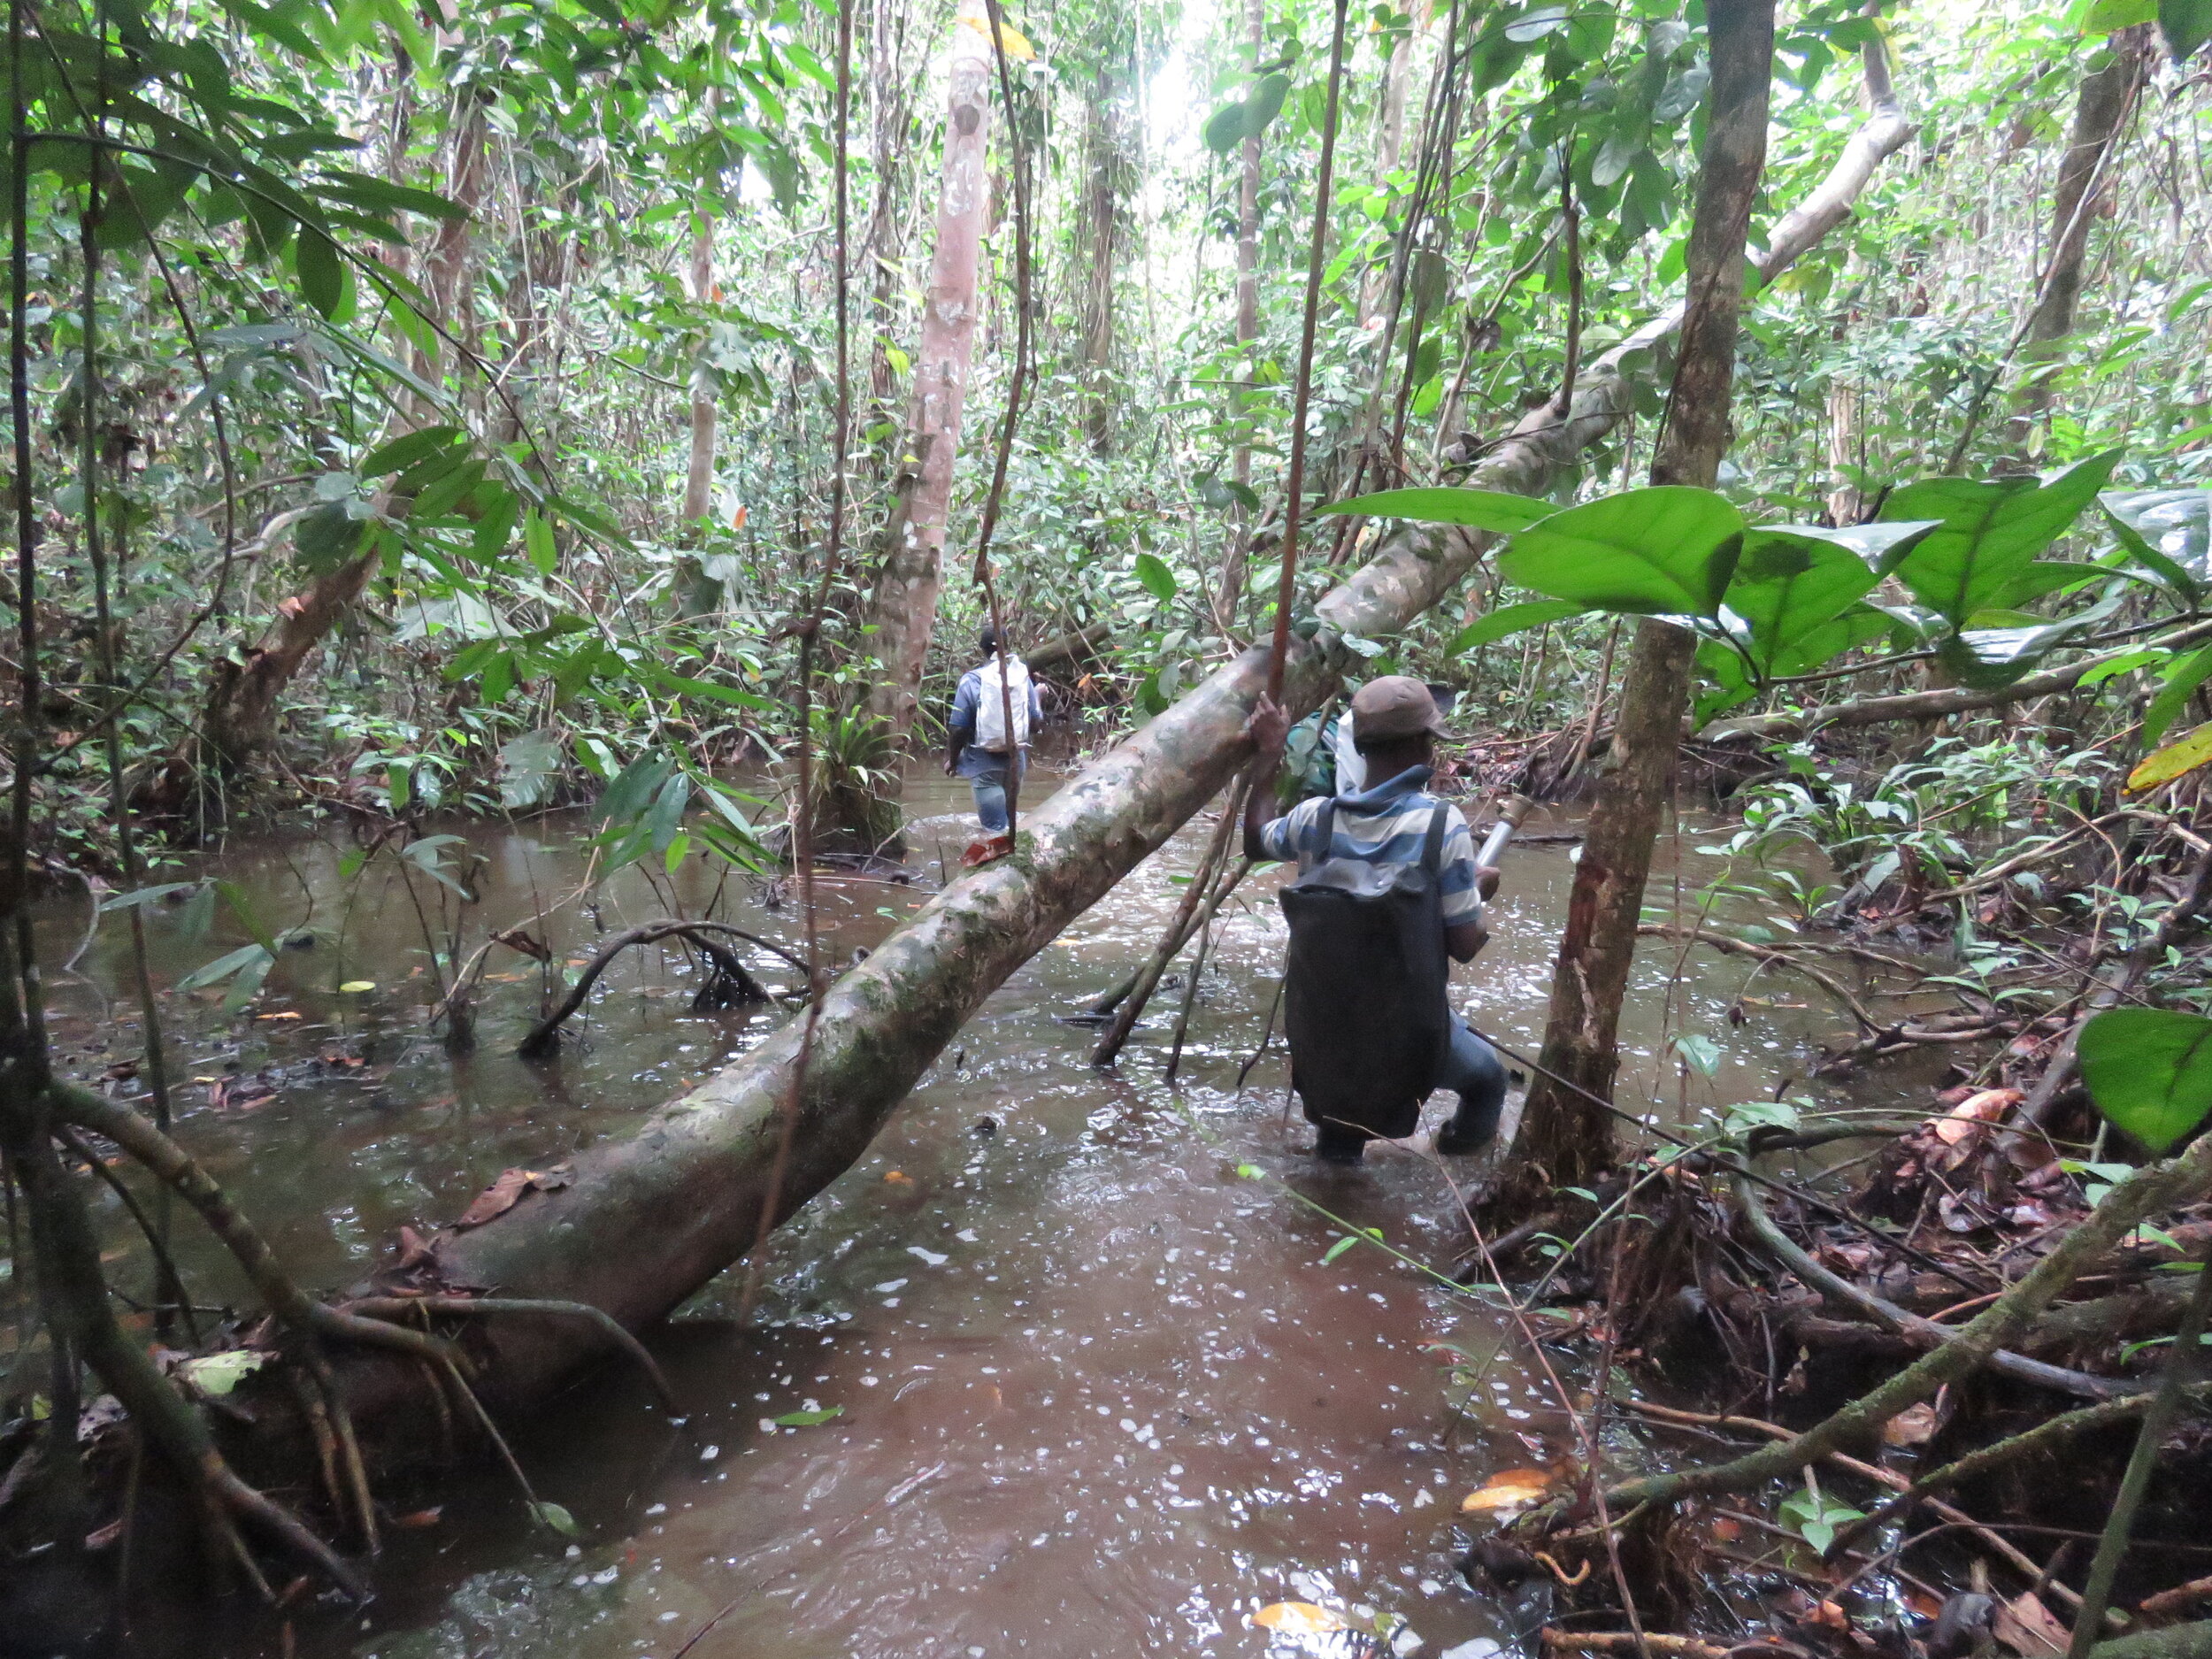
[1260,765,1484,927]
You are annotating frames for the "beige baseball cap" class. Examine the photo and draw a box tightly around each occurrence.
[1349,675,1448,742]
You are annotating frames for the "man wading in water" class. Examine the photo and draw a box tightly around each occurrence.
[945,626,1043,840]
[1244,678,1508,1164]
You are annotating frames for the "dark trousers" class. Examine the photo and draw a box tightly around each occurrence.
[1312,1015,1508,1160]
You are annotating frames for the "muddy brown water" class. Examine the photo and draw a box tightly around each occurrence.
[35,768,1892,1658]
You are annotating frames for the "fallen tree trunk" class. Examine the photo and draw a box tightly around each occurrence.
[331,78,1919,1422]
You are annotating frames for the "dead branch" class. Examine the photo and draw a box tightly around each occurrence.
[1598,1133,2212,1512]
[516,920,802,1058]
[1731,1175,2126,1398]
[342,1295,675,1409]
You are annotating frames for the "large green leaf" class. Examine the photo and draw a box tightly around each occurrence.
[1448,599,1586,655]
[2078,1007,2212,1152]
[1878,450,2122,625]
[2129,720,2212,793]
[2145,641,2212,744]
[2160,0,2212,59]
[2103,488,2211,601]
[1500,487,1744,618]
[1321,488,1553,534]
[1721,525,1917,680]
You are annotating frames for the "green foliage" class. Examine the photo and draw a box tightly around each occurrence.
[1502,487,1744,618]
[2078,1009,2212,1153]
[1877,451,2121,626]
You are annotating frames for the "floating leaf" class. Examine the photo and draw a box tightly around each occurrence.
[1501,487,1744,618]
[2078,1008,2212,1153]
[338,979,376,994]
[2126,720,2212,794]
[772,1406,845,1427]
[178,1349,268,1396]
[1460,1467,1552,1513]
[527,1500,580,1538]
[1321,487,1552,534]
[1253,1602,1348,1634]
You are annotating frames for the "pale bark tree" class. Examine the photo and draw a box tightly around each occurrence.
[1077,63,1125,452]
[864,1,995,750]
[1218,0,1267,621]
[2005,26,2150,455]
[1515,0,1776,1194]
[683,223,718,528]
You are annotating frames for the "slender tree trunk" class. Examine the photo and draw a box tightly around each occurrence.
[1357,10,1421,326]
[864,0,911,465]
[1078,64,1123,453]
[1514,0,1775,1194]
[864,1,994,750]
[683,223,717,526]
[2005,26,2148,455]
[1218,0,1266,621]
[674,220,722,615]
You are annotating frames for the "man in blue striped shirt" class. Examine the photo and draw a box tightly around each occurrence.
[1244,676,1509,1162]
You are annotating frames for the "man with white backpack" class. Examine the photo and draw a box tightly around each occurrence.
[944,626,1043,835]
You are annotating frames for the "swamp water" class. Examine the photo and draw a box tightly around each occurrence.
[39,769,1883,1658]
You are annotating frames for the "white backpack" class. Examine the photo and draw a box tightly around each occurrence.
[974,656,1032,752]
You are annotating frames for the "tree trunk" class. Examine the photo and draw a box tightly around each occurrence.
[1218,0,1266,622]
[1514,0,1775,1194]
[674,220,721,616]
[864,1,993,751]
[864,0,912,465]
[1356,11,1420,326]
[683,223,718,526]
[1077,64,1123,453]
[2004,27,2147,456]
[313,79,1912,1426]
[142,88,490,818]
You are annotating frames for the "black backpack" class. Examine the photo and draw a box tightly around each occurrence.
[1279,801,1453,1141]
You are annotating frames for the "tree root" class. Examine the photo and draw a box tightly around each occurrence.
[1596,1132,2212,1514]
[516,920,803,1058]
[1730,1175,2126,1398]
[1618,1401,2102,1617]
[55,1082,460,1371]
[54,1121,201,1348]
[342,1295,676,1410]
[1825,1386,2186,1560]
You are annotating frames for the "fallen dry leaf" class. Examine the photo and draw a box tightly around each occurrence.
[1993,1592,2069,1658]
[454,1168,550,1229]
[1932,1087,2022,1145]
[1883,1402,1938,1448]
[1252,1603,1348,1634]
[1461,1468,1552,1513]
